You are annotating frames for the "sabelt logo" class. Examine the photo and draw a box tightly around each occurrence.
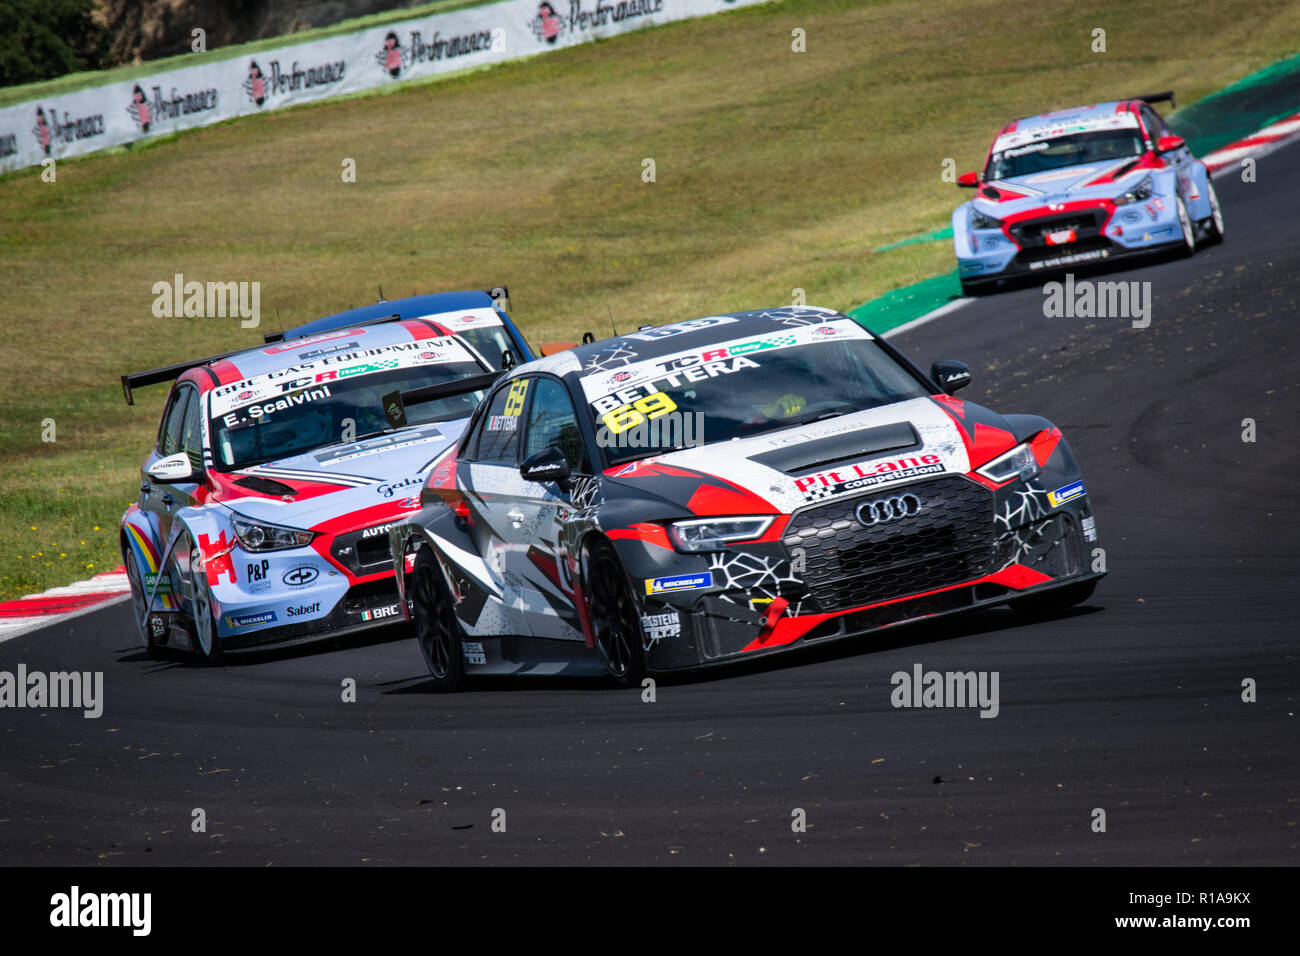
[286,602,321,618]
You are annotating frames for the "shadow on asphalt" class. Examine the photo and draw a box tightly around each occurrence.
[113,621,412,668]
[384,601,1106,696]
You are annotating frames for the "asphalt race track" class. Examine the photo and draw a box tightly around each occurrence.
[1,145,1296,867]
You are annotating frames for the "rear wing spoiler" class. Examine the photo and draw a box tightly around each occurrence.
[262,285,511,345]
[120,350,243,406]
[1134,91,1175,109]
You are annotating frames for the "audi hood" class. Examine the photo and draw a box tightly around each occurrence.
[602,396,1016,516]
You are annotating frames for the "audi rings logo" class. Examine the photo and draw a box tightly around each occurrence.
[855,494,922,526]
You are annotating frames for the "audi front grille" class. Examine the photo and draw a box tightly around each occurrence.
[783,475,995,613]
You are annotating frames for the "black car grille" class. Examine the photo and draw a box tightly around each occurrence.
[330,525,397,575]
[783,476,994,613]
[1009,209,1107,249]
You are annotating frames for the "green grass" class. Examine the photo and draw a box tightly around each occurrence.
[1,0,1298,598]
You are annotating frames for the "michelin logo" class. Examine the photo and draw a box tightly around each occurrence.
[645,572,713,596]
[226,610,277,628]
[1048,480,1085,507]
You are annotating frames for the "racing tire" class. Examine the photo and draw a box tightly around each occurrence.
[184,537,223,665]
[1175,196,1196,257]
[1010,579,1098,621]
[585,540,647,688]
[124,549,167,658]
[1200,180,1225,246]
[411,546,464,692]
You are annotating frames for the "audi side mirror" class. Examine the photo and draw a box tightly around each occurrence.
[146,452,196,483]
[956,171,979,188]
[931,360,972,395]
[520,446,570,486]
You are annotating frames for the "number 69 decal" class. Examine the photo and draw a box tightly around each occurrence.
[503,379,529,418]
[602,393,678,434]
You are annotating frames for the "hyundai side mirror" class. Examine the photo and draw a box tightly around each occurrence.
[956,171,979,188]
[1156,135,1185,153]
[520,446,570,486]
[931,360,972,394]
[146,452,197,483]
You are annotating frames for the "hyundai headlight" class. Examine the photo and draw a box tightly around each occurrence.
[969,208,1003,230]
[231,516,315,552]
[1114,175,1154,206]
[976,443,1039,483]
[669,516,774,552]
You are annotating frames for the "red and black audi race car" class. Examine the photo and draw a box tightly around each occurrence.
[387,307,1105,689]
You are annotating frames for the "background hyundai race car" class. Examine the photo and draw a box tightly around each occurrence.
[389,307,1105,690]
[952,92,1225,295]
[119,310,514,661]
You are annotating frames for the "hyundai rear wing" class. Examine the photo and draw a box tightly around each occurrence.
[120,350,243,405]
[1134,91,1175,109]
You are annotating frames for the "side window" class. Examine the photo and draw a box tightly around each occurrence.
[181,390,204,470]
[159,387,191,458]
[473,378,530,464]
[460,327,513,370]
[525,377,590,474]
[458,398,489,460]
[1141,106,1169,142]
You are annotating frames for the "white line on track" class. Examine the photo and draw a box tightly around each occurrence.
[0,593,131,644]
[881,296,973,339]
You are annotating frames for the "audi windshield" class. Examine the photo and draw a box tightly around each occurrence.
[582,322,929,465]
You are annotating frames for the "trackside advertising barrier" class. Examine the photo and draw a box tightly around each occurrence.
[0,0,766,173]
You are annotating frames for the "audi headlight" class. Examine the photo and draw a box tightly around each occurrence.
[231,516,315,552]
[969,208,1003,230]
[669,516,774,552]
[976,443,1039,484]
[1114,175,1154,206]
